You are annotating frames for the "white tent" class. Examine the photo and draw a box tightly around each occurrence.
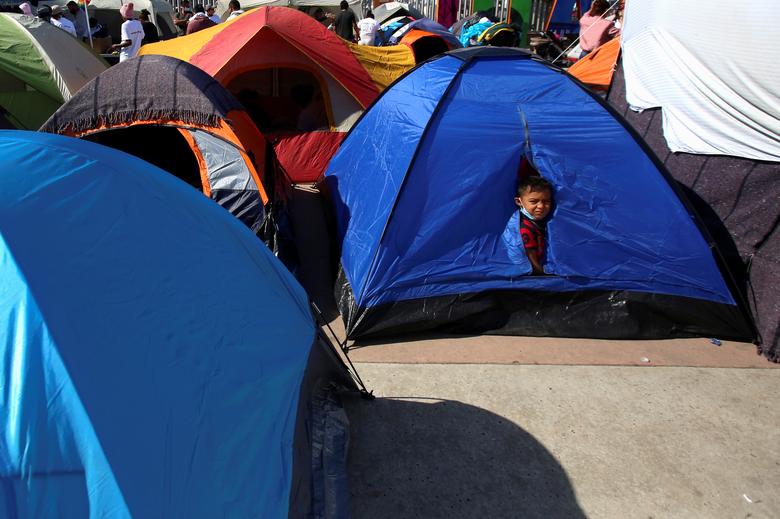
[622,1,780,161]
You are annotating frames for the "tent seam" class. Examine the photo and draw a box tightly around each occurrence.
[355,55,470,306]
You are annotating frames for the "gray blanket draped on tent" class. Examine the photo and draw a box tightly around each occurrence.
[606,64,780,362]
[41,55,243,134]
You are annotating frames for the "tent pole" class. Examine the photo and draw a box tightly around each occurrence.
[84,0,93,48]
[310,301,373,398]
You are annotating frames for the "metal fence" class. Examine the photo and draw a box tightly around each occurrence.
[167,0,218,10]
[528,0,553,31]
[407,0,437,21]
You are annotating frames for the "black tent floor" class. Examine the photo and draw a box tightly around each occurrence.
[288,185,773,368]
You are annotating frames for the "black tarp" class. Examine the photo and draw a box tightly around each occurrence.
[606,64,779,361]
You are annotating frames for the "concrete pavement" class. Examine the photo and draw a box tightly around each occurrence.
[345,364,780,519]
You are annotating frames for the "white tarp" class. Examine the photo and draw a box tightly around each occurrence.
[622,1,780,162]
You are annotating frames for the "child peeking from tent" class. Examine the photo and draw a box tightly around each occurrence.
[514,175,553,275]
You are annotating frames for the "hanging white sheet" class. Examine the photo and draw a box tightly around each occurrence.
[621,1,780,162]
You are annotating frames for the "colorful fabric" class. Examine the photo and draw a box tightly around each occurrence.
[568,37,620,91]
[459,20,492,46]
[140,7,380,108]
[520,213,546,264]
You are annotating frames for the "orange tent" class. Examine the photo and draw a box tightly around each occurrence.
[141,6,415,183]
[41,56,269,234]
[400,28,458,62]
[568,37,621,92]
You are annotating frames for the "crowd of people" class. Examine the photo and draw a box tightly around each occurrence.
[5,0,245,61]
[324,1,379,46]
[3,0,624,61]
[171,0,241,36]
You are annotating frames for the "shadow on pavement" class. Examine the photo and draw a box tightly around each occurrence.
[344,395,585,519]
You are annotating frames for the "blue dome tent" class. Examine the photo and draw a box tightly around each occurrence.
[324,48,755,342]
[0,132,357,518]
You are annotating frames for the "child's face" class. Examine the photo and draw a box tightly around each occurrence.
[515,188,552,220]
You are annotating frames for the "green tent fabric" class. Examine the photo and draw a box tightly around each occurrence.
[0,14,106,129]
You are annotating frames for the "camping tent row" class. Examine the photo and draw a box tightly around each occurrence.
[324,47,755,343]
[0,13,106,130]
[141,6,415,183]
[0,131,357,517]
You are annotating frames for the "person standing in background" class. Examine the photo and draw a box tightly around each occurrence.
[206,5,220,24]
[173,0,193,35]
[51,5,77,36]
[186,4,215,34]
[139,9,159,43]
[578,0,619,58]
[109,3,144,62]
[65,1,89,40]
[357,10,378,45]
[333,0,358,42]
[36,5,51,21]
[19,0,37,16]
[226,0,243,20]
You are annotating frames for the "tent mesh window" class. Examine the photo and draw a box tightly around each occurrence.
[228,67,329,134]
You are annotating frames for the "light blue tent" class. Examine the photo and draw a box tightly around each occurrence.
[324,48,754,342]
[0,131,355,518]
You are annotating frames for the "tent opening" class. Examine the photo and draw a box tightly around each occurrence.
[410,37,450,62]
[83,125,203,190]
[228,67,329,133]
[0,111,12,129]
[0,68,59,130]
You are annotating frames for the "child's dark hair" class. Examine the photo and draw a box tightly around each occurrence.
[516,176,553,197]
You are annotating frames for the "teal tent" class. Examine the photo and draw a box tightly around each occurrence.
[0,131,356,517]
